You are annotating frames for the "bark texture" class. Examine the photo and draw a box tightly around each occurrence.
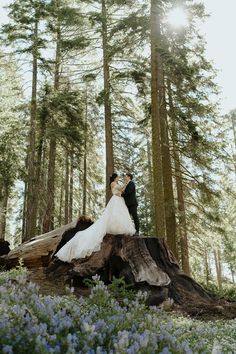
[150,0,165,237]
[168,80,190,275]
[24,19,39,241]
[102,0,114,204]
[43,4,61,233]
[159,61,177,257]
[0,185,9,240]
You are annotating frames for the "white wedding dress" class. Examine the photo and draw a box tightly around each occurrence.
[55,183,136,262]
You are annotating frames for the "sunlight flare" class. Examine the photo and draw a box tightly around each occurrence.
[167,7,188,28]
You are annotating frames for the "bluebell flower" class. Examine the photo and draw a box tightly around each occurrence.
[2,345,13,354]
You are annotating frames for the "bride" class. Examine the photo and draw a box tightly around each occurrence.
[55,173,136,262]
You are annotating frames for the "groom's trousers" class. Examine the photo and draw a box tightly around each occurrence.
[128,205,139,234]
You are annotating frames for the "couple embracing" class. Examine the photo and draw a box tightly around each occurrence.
[110,172,139,236]
[56,172,140,263]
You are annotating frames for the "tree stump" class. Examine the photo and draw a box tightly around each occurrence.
[1,218,236,319]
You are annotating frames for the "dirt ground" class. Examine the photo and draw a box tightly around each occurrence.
[28,267,90,297]
[27,267,236,321]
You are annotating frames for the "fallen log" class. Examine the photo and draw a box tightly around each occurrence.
[0,216,93,269]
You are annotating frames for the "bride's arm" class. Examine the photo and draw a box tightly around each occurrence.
[120,184,127,192]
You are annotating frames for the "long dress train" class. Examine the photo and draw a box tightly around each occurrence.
[55,183,135,262]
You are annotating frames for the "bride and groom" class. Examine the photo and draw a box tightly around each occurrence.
[56,172,140,262]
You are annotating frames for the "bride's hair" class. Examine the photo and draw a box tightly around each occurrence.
[110,173,118,185]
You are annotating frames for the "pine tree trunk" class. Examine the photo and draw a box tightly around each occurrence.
[43,137,56,233]
[159,61,177,257]
[102,0,114,204]
[64,148,69,225]
[175,160,190,275]
[204,246,210,286]
[214,249,222,289]
[36,106,47,235]
[22,179,27,241]
[37,145,47,234]
[43,9,61,233]
[58,178,64,226]
[0,184,9,240]
[24,19,39,241]
[144,193,149,231]
[83,91,88,215]
[69,150,74,222]
[150,0,165,237]
[168,81,190,274]
[147,138,155,228]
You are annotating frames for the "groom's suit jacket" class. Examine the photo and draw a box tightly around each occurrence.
[122,181,138,207]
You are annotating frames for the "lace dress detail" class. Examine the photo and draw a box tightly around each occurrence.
[55,183,135,262]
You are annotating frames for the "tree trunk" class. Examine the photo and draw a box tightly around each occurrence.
[159,60,177,257]
[102,0,114,204]
[43,9,61,233]
[22,181,27,241]
[36,102,47,235]
[150,0,165,237]
[0,184,9,240]
[167,81,190,275]
[43,137,57,233]
[64,148,69,224]
[22,154,29,241]
[24,19,39,241]
[204,246,210,287]
[175,156,190,275]
[214,249,222,289]
[37,145,47,234]
[147,138,155,229]
[82,91,88,215]
[69,150,74,222]
[58,178,64,226]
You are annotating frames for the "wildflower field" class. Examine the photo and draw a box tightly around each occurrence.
[0,267,235,354]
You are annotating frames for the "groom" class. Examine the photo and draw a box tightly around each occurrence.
[122,173,140,235]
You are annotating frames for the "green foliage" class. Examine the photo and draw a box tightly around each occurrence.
[1,0,47,53]
[202,282,236,302]
[0,258,27,285]
[107,276,136,302]
[84,275,136,302]
[0,51,25,232]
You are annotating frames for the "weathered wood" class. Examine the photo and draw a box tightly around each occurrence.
[0,217,93,269]
[1,224,69,269]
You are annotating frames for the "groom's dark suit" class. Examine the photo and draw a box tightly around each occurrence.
[122,180,139,234]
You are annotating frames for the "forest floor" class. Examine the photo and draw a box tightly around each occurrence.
[28,266,90,297]
[28,267,236,322]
